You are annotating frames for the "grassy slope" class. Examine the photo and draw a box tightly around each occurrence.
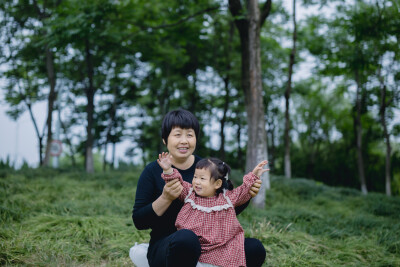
[1,169,399,266]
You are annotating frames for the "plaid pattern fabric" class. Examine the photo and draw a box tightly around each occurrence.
[162,169,259,267]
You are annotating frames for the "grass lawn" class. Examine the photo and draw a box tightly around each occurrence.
[1,168,400,266]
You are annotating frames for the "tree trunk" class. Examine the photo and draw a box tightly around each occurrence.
[379,74,392,196]
[189,69,199,112]
[111,142,116,170]
[60,118,76,167]
[219,21,234,162]
[237,123,244,173]
[43,47,57,166]
[266,116,275,169]
[354,70,368,194]
[103,143,108,172]
[159,69,170,154]
[103,87,118,172]
[26,101,44,166]
[32,0,61,167]
[85,38,95,173]
[229,0,272,209]
[219,78,230,161]
[284,0,297,179]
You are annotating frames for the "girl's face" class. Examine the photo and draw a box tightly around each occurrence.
[165,127,196,162]
[192,168,222,198]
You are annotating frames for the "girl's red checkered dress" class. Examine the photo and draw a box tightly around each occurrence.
[162,169,259,267]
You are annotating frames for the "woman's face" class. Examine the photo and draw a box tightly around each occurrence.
[165,127,196,162]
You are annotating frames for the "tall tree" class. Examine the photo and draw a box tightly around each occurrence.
[302,3,382,194]
[372,0,400,196]
[217,21,235,162]
[354,65,368,194]
[229,0,272,208]
[3,64,47,165]
[206,13,240,162]
[259,1,290,173]
[378,66,392,196]
[1,0,61,167]
[46,0,133,172]
[32,0,63,166]
[284,0,297,178]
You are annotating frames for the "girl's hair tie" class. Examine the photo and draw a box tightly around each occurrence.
[222,162,228,180]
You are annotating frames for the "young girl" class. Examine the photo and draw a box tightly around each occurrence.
[157,152,269,267]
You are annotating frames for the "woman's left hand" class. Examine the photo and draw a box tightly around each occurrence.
[249,180,262,197]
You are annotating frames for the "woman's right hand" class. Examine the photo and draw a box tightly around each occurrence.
[153,179,183,216]
[161,179,183,201]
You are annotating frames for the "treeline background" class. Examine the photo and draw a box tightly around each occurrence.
[0,0,399,195]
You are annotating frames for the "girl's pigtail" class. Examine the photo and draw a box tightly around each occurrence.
[220,161,233,191]
[226,179,234,191]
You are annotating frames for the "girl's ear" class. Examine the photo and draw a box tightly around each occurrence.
[162,139,166,145]
[214,179,223,190]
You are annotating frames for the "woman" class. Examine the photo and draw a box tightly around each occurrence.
[132,109,266,266]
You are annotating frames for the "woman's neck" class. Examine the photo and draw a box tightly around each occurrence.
[171,155,195,170]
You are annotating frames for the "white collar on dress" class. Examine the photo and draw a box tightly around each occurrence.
[183,188,234,213]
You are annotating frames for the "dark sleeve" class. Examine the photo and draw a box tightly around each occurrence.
[235,200,250,215]
[131,166,160,230]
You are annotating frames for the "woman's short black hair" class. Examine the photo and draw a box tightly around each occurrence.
[161,109,200,143]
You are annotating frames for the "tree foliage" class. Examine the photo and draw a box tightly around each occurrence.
[1,0,399,195]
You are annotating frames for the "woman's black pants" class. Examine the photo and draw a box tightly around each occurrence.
[147,229,266,267]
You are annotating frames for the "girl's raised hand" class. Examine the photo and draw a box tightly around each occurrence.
[252,160,269,177]
[157,152,173,172]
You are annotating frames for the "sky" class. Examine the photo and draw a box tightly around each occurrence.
[0,96,135,168]
[0,96,45,167]
[0,97,49,167]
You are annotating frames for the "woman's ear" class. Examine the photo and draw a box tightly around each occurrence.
[214,179,223,190]
[162,139,166,145]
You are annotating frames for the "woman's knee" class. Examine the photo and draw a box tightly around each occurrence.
[245,238,266,267]
[166,229,201,266]
[171,229,201,252]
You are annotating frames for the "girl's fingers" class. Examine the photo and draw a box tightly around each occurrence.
[261,169,270,174]
[260,160,268,166]
[254,165,269,176]
[257,160,268,168]
[159,152,169,160]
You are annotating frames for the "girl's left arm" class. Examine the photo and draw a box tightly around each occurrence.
[227,173,260,207]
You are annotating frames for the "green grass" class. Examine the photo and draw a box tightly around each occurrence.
[1,169,400,266]
[239,178,400,266]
